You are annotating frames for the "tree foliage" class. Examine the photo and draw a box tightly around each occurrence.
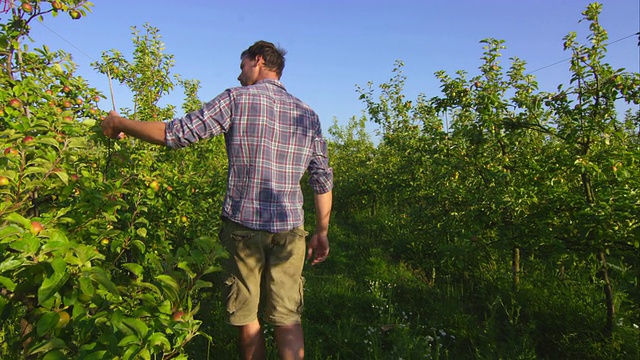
[329,3,640,358]
[0,2,228,359]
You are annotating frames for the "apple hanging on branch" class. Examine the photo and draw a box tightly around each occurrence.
[21,2,32,13]
[69,9,81,20]
[4,147,19,156]
[149,180,160,192]
[8,98,22,108]
[172,310,185,322]
[55,311,70,329]
[30,221,44,235]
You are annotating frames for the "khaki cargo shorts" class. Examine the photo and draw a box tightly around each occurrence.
[219,218,308,326]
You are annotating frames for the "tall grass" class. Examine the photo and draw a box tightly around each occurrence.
[187,220,639,359]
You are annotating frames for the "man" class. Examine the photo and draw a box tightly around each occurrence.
[100,40,333,360]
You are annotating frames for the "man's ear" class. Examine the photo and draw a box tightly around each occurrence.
[254,55,264,67]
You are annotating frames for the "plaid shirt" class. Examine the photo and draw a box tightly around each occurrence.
[165,79,333,233]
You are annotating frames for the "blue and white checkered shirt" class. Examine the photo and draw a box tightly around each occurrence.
[165,79,333,233]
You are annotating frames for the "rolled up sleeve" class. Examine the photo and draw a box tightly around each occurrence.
[165,90,233,148]
[308,136,333,194]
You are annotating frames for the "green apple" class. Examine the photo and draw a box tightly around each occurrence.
[55,311,70,328]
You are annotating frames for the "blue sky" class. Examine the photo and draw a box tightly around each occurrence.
[26,0,640,136]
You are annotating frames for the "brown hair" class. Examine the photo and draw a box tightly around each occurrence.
[241,40,287,78]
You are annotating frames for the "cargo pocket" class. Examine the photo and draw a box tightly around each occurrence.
[224,275,242,315]
[296,276,306,314]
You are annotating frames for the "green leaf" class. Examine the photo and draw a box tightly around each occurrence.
[110,309,125,331]
[134,280,160,294]
[138,348,151,360]
[122,344,141,360]
[0,169,17,179]
[79,275,95,296]
[177,261,195,279]
[36,258,69,306]
[0,257,23,272]
[135,227,147,237]
[201,264,222,276]
[0,297,7,318]
[122,263,144,279]
[87,267,119,296]
[23,166,49,176]
[0,223,23,239]
[27,337,66,355]
[10,234,40,255]
[38,137,61,148]
[36,311,60,336]
[79,350,109,360]
[53,170,69,185]
[74,244,104,265]
[148,332,171,352]
[158,299,172,315]
[131,239,146,253]
[122,317,149,339]
[4,212,31,228]
[155,274,180,300]
[47,230,69,244]
[155,274,179,292]
[43,349,67,360]
[38,269,70,305]
[68,137,87,149]
[0,275,17,291]
[117,334,140,347]
[72,302,86,319]
[192,279,213,292]
[41,240,70,255]
[50,257,67,274]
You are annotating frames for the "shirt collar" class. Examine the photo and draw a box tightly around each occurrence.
[255,78,286,91]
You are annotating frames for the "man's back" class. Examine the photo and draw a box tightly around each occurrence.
[222,79,325,232]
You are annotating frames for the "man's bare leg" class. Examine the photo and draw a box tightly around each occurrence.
[239,320,266,360]
[274,323,304,360]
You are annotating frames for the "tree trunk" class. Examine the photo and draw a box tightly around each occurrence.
[599,251,615,338]
[512,246,520,291]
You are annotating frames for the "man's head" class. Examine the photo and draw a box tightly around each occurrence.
[237,40,287,86]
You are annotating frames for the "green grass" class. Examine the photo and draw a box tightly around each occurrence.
[184,221,640,359]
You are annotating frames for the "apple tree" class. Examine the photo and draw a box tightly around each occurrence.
[0,2,226,359]
[349,3,639,356]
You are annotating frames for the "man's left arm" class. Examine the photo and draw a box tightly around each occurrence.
[306,129,334,265]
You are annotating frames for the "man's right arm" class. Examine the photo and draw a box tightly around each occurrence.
[101,111,167,145]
